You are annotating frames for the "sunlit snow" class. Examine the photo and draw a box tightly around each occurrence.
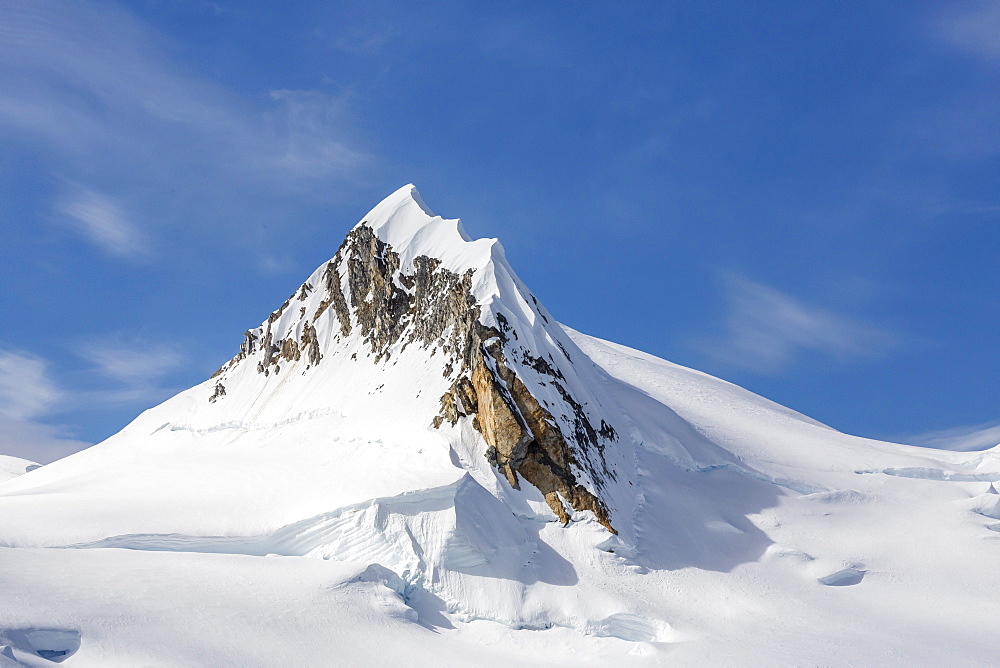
[1,187,998,666]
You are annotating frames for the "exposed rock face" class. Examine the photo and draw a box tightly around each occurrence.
[209,223,619,533]
[208,382,226,403]
[301,322,321,366]
[436,323,617,533]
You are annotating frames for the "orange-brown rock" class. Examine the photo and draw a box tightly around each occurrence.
[440,329,616,534]
[208,223,618,533]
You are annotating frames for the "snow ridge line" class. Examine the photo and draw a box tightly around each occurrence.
[854,467,1000,482]
[690,462,827,495]
[153,408,343,436]
[55,478,468,557]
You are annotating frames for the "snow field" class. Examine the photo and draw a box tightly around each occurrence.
[2,186,999,664]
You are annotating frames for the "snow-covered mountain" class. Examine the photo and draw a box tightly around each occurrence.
[2,186,999,666]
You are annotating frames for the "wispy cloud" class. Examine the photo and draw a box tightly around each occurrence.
[0,1,369,241]
[257,254,297,276]
[56,186,150,258]
[75,338,187,409]
[936,1,1000,65]
[0,340,190,465]
[266,89,366,178]
[0,1,366,175]
[80,341,185,387]
[904,419,1000,452]
[0,349,89,464]
[0,420,90,467]
[0,350,62,421]
[699,275,895,373]
[316,23,400,56]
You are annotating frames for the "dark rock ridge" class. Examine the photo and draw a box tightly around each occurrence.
[212,224,619,533]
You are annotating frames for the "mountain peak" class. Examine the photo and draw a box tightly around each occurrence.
[206,186,625,534]
[7,187,1000,664]
[369,183,438,220]
[357,184,489,277]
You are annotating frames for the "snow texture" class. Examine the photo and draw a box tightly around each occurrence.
[0,455,40,482]
[1,186,999,666]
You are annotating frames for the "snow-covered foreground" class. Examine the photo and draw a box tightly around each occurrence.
[1,186,998,666]
[3,340,999,665]
[1,546,652,667]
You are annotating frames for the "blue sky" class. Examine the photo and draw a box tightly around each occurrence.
[1,1,997,463]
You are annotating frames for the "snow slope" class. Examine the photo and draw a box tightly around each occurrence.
[0,456,39,483]
[1,186,998,666]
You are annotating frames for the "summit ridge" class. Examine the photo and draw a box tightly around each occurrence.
[210,184,625,532]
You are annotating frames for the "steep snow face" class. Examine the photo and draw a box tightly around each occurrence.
[206,184,631,533]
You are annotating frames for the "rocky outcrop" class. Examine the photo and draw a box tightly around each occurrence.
[208,223,618,533]
[301,322,321,366]
[436,323,616,533]
[208,382,226,403]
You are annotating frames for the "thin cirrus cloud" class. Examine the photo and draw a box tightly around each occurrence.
[79,340,185,387]
[904,419,1000,452]
[936,0,1000,64]
[700,275,895,374]
[76,339,187,407]
[913,3,1000,164]
[55,186,150,259]
[0,1,368,215]
[0,349,89,464]
[0,340,188,465]
[0,349,63,422]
